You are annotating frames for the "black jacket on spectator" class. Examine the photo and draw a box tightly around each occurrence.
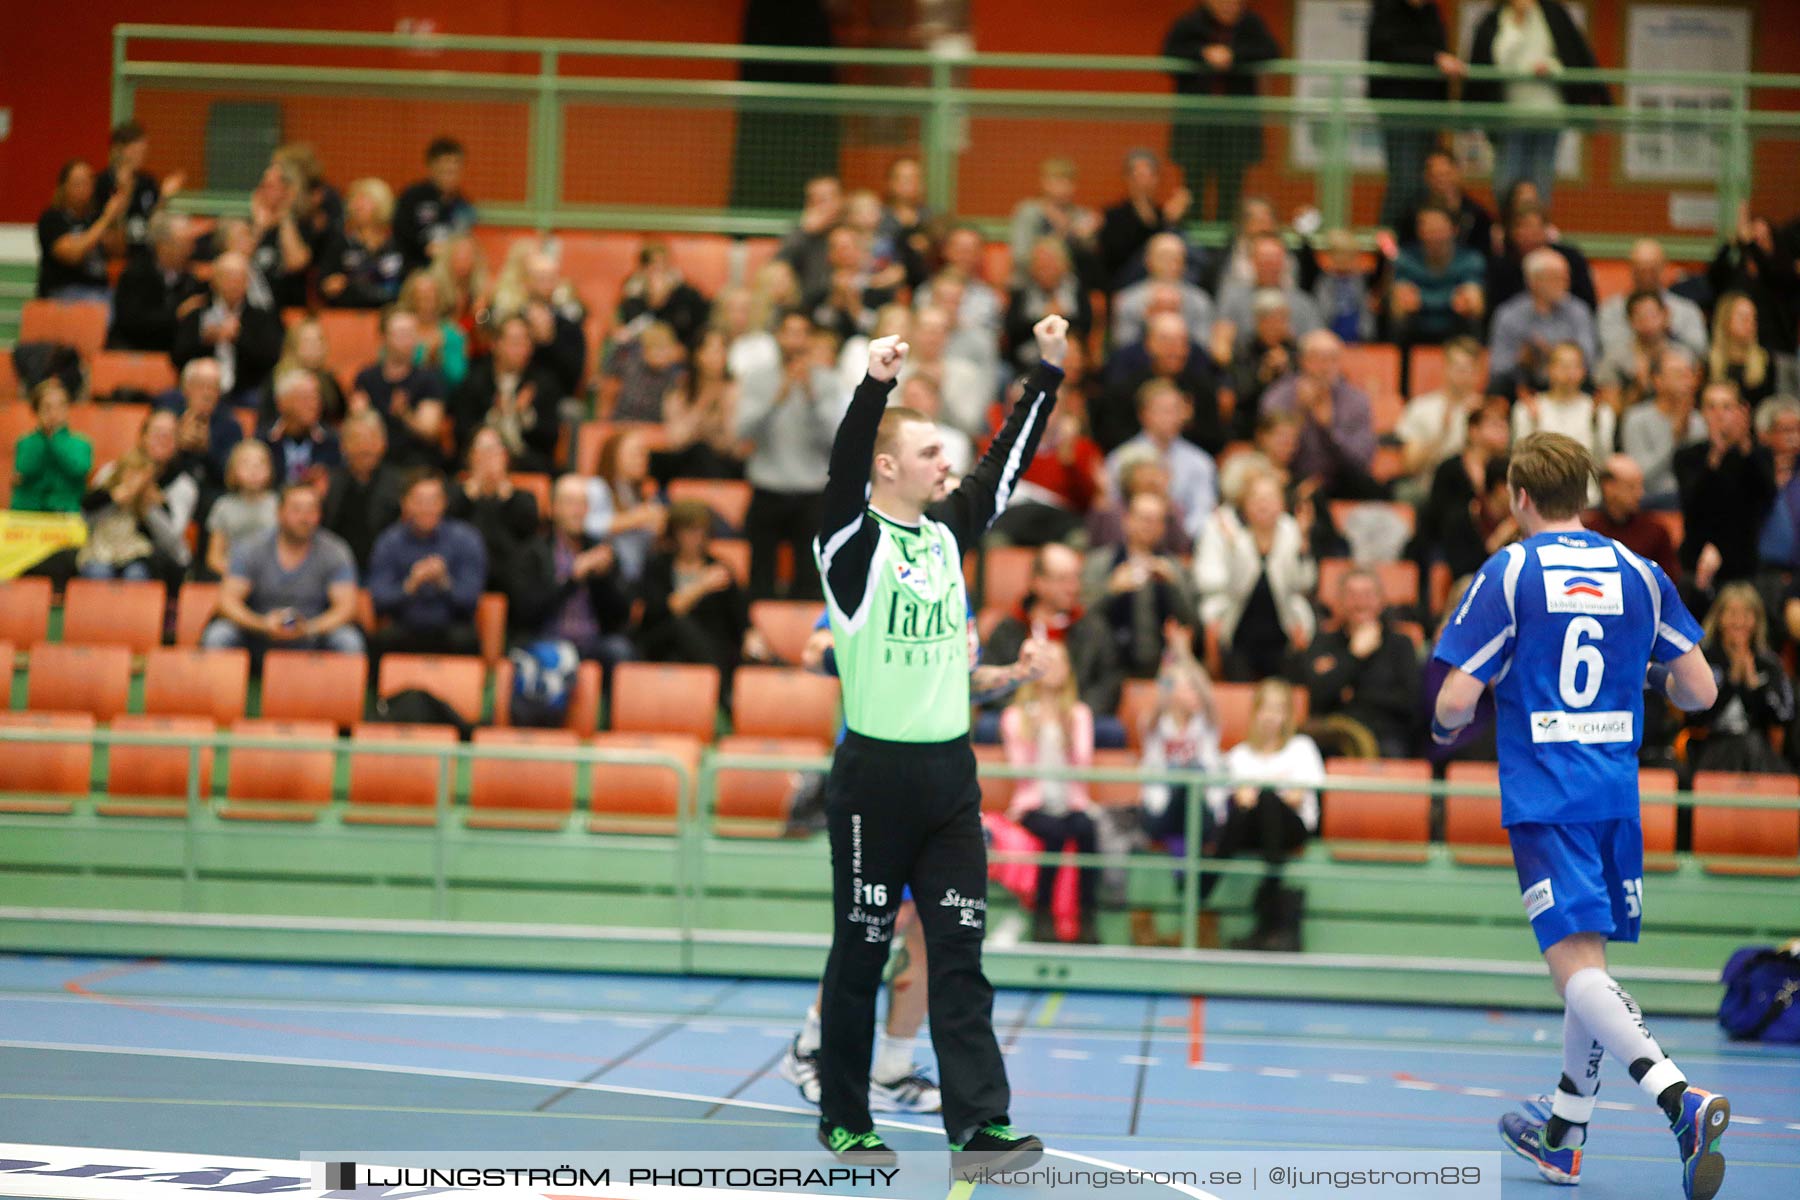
[1674,442,1776,588]
[108,261,204,353]
[351,362,450,471]
[36,207,111,297]
[1687,641,1795,776]
[1485,240,1598,312]
[532,301,589,398]
[449,486,540,594]
[393,180,475,274]
[1419,454,1499,580]
[1098,343,1227,455]
[1098,203,1177,294]
[321,461,405,572]
[250,226,311,311]
[508,531,633,641]
[617,285,713,351]
[1162,5,1282,156]
[985,609,1124,718]
[636,551,751,676]
[1709,229,1800,357]
[450,361,564,474]
[263,424,343,486]
[171,305,284,401]
[1365,0,1450,103]
[1466,1,1611,108]
[319,231,405,309]
[93,167,162,259]
[1296,625,1422,754]
[1004,286,1094,371]
[1400,193,1495,260]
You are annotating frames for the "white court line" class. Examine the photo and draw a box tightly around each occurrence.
[0,1039,1225,1199]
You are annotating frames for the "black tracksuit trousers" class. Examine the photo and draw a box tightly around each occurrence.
[817,730,1011,1142]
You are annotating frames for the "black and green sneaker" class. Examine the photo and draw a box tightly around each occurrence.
[949,1122,1044,1180]
[817,1121,898,1166]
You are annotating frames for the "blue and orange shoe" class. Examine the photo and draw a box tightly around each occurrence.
[1672,1087,1729,1200]
[1498,1096,1581,1186]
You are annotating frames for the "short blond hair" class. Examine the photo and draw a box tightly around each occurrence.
[872,405,932,479]
[1508,431,1594,520]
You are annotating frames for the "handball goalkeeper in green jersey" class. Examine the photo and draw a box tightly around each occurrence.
[811,314,1069,1173]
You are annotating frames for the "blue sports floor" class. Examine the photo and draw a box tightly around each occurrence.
[0,954,1794,1198]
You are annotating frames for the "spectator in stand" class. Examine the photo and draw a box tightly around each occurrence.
[878,156,931,278]
[1675,382,1776,608]
[322,412,403,574]
[1709,293,1777,409]
[1097,150,1192,290]
[1212,198,1301,295]
[1084,490,1198,680]
[1112,233,1213,350]
[271,318,347,426]
[922,226,1005,363]
[1365,0,1463,230]
[109,211,204,354]
[1466,0,1609,213]
[1009,157,1102,290]
[160,359,243,495]
[1487,247,1595,396]
[263,369,343,488]
[1258,330,1378,495]
[1709,206,1800,395]
[1312,229,1377,345]
[1389,205,1486,347]
[1218,410,1302,513]
[715,286,780,382]
[1295,567,1421,757]
[1195,470,1317,681]
[135,409,202,537]
[990,400,1105,547]
[270,143,343,273]
[505,252,588,397]
[201,483,363,662]
[1597,239,1708,360]
[453,314,561,473]
[1162,0,1282,225]
[1215,233,1325,357]
[248,159,314,310]
[1418,396,1512,579]
[10,381,92,513]
[1395,336,1485,504]
[78,447,190,583]
[1582,454,1679,580]
[430,233,490,345]
[452,427,539,593]
[1686,583,1794,775]
[896,305,990,439]
[94,121,183,260]
[777,174,843,298]
[352,308,449,471]
[173,252,283,408]
[617,240,713,351]
[398,270,470,392]
[1138,651,1223,864]
[319,178,405,309]
[658,328,746,482]
[600,321,685,426]
[1090,454,1197,559]
[1484,203,1597,312]
[1620,346,1706,508]
[982,543,1126,748]
[37,160,125,301]
[1594,290,1675,416]
[1512,342,1614,470]
[510,474,634,674]
[1755,396,1800,580]
[735,309,839,600]
[835,304,909,398]
[367,469,485,661]
[636,498,756,701]
[1006,238,1094,372]
[804,226,895,343]
[203,217,276,313]
[1400,149,1494,262]
[202,441,278,581]
[1001,640,1102,945]
[585,427,667,587]
[1099,312,1225,455]
[1104,379,1218,544]
[394,137,476,275]
[843,189,915,299]
[1224,290,1299,438]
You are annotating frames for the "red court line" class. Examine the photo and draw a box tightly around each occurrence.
[1187,996,1205,1067]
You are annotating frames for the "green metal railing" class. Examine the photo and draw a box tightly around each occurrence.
[110,25,1800,256]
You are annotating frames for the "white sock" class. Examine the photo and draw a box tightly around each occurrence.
[798,1004,822,1056]
[1563,968,1684,1105]
[872,1030,914,1083]
[1546,1005,1603,1147]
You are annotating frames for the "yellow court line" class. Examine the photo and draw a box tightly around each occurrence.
[1034,992,1063,1028]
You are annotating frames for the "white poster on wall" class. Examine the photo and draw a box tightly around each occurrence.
[1451,1,1587,183]
[1290,0,1383,171]
[1624,5,1751,180]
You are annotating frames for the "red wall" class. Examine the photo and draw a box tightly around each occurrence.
[2,2,1791,224]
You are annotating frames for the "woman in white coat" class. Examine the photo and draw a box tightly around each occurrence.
[1193,470,1317,681]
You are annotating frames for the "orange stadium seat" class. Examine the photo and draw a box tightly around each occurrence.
[89,352,177,400]
[221,718,336,820]
[476,592,509,665]
[666,235,733,296]
[27,643,131,721]
[1320,758,1432,863]
[99,714,215,818]
[588,732,701,834]
[1088,747,1144,808]
[713,735,823,835]
[1341,344,1400,403]
[259,650,369,728]
[981,545,1035,614]
[739,238,780,283]
[316,311,381,386]
[1590,259,1634,302]
[710,539,751,587]
[67,403,150,474]
[732,666,841,742]
[1444,762,1510,866]
[142,647,250,726]
[611,662,720,742]
[973,742,1015,814]
[0,578,53,651]
[173,582,220,647]
[377,654,486,726]
[1640,767,1680,873]
[0,353,20,400]
[0,642,11,692]
[668,478,753,532]
[468,727,579,829]
[1317,558,1420,614]
[1212,682,1309,751]
[343,722,458,826]
[1117,679,1160,751]
[20,300,108,360]
[1406,345,1489,398]
[507,473,551,518]
[61,578,166,654]
[0,711,94,813]
[750,600,826,666]
[555,233,641,317]
[1691,771,1800,877]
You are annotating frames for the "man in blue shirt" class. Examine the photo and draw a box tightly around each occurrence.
[367,469,486,665]
[1433,432,1729,1199]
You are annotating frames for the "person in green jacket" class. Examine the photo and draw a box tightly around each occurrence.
[11,379,94,513]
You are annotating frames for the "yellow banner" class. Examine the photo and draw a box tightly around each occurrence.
[0,512,86,579]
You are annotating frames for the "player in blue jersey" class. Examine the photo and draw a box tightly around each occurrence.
[1432,433,1730,1199]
